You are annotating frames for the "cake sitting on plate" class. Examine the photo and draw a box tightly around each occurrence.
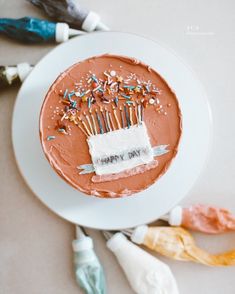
[39,54,182,198]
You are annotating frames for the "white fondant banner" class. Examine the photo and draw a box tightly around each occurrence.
[87,123,154,175]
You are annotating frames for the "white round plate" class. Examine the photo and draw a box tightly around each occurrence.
[12,32,212,230]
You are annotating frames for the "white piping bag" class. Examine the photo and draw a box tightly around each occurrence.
[103,231,179,294]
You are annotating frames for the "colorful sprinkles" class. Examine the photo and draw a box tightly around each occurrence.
[47,66,169,139]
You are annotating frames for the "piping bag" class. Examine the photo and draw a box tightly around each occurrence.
[28,0,109,32]
[0,63,33,89]
[0,17,84,43]
[163,204,235,234]
[123,226,235,266]
[103,231,179,294]
[72,226,106,294]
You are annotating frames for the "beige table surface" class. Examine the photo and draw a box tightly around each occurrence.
[0,0,235,293]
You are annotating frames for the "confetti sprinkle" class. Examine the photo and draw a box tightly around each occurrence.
[47,135,56,141]
[80,91,86,97]
[58,128,67,134]
[149,98,155,105]
[71,101,77,108]
[82,95,88,102]
[117,76,123,83]
[121,94,131,99]
[123,85,135,90]
[104,71,111,78]
[145,85,150,92]
[63,89,68,98]
[110,70,116,77]
[93,85,101,92]
[91,75,98,83]
[92,81,99,88]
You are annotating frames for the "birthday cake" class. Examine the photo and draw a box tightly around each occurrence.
[39,54,182,198]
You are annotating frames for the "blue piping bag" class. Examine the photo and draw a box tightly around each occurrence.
[72,226,106,294]
[0,17,84,43]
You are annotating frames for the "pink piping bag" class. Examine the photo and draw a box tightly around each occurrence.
[163,204,235,234]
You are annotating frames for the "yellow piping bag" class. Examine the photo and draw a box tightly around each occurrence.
[103,231,179,294]
[123,226,235,266]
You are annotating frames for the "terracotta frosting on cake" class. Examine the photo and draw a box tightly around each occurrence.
[39,54,182,198]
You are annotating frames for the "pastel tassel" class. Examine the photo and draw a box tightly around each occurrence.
[0,17,84,43]
[28,0,109,32]
[165,204,235,234]
[104,232,179,294]
[72,226,106,294]
[124,226,235,266]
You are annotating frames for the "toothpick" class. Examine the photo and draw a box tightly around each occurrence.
[134,102,139,124]
[78,123,88,137]
[141,104,144,121]
[137,104,142,123]
[129,105,133,126]
[105,108,111,131]
[78,116,92,136]
[89,109,97,135]
[124,105,130,128]
[120,106,125,128]
[113,106,121,129]
[100,106,108,132]
[84,111,94,135]
[108,111,115,131]
[95,109,104,134]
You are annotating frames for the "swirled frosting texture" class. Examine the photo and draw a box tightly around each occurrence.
[40,54,182,198]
